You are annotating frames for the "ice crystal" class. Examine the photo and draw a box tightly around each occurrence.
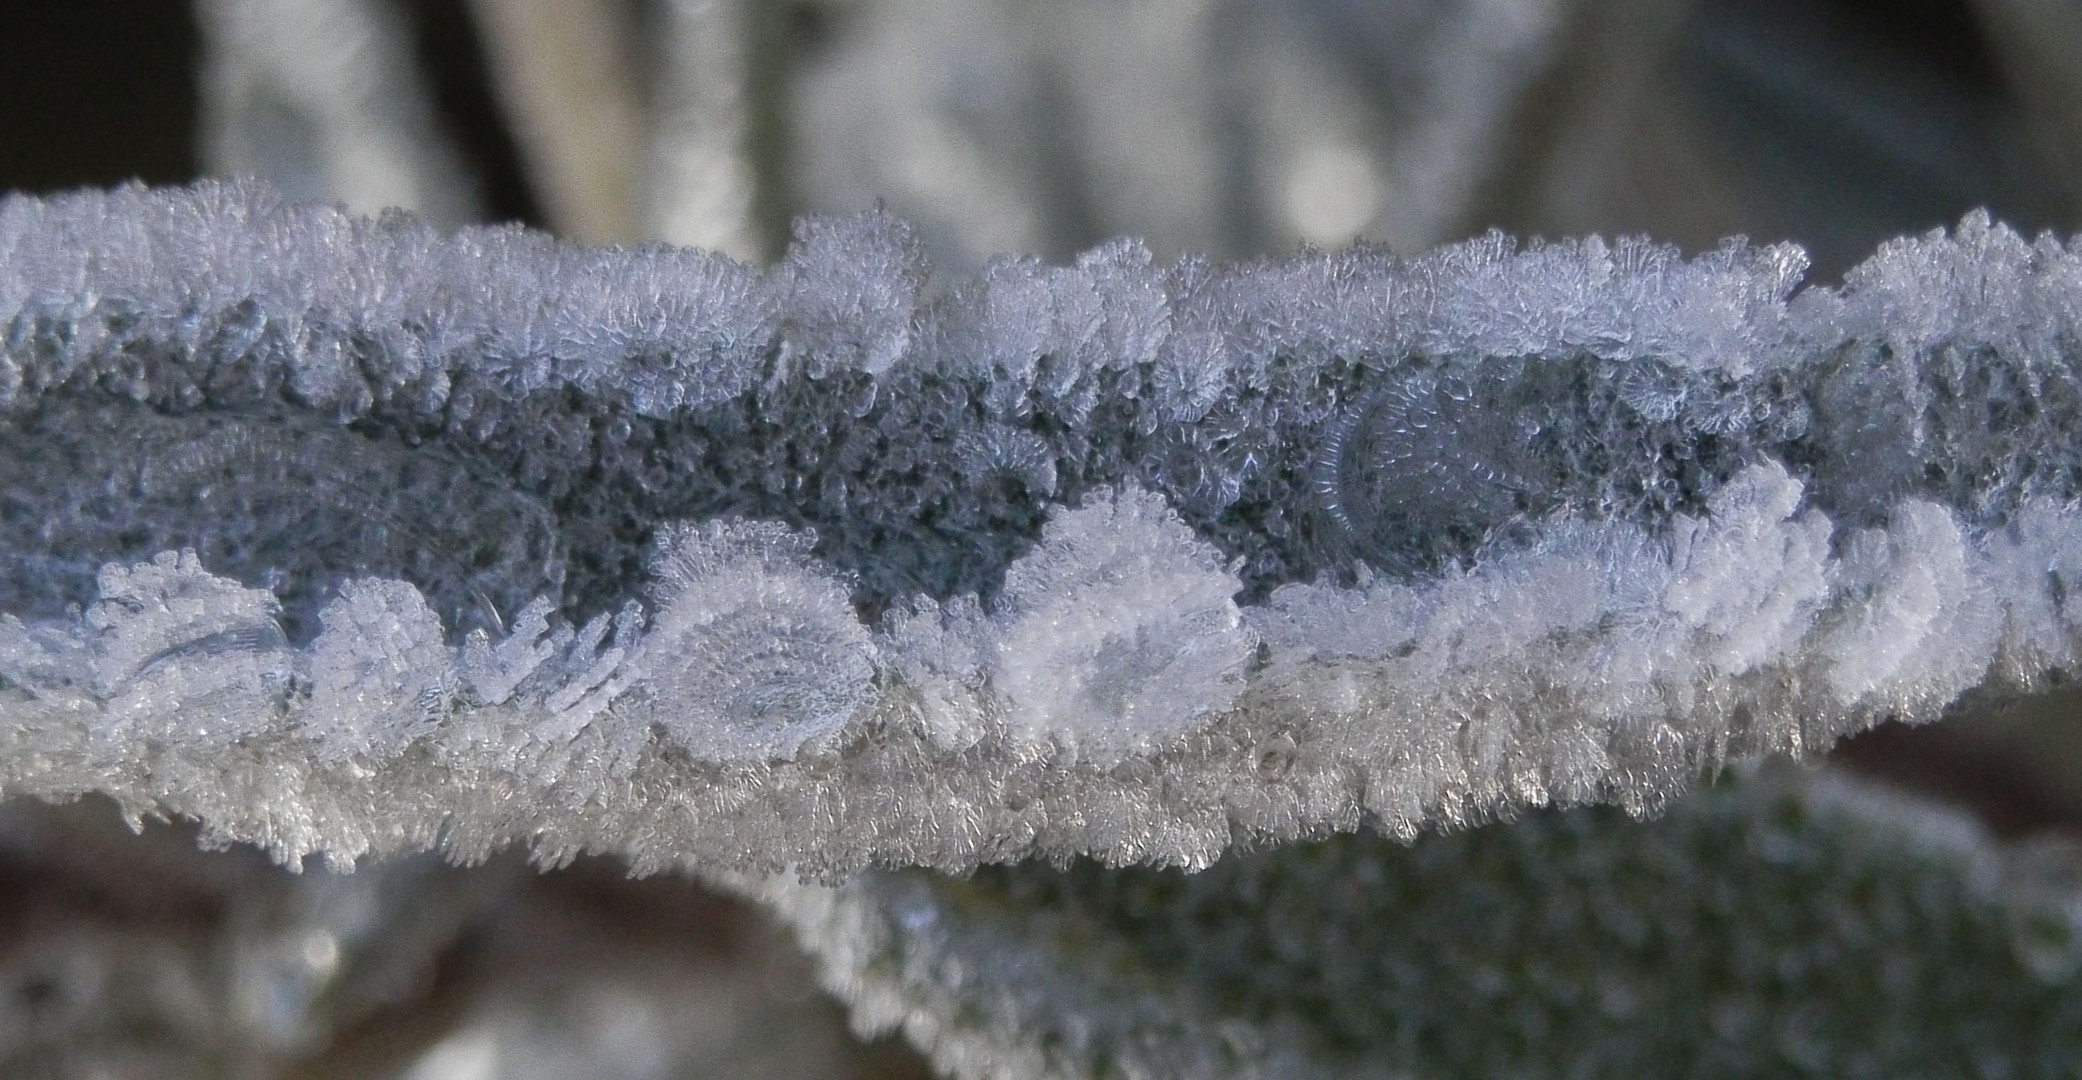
[87,550,290,746]
[632,519,877,763]
[304,577,450,763]
[989,485,1255,759]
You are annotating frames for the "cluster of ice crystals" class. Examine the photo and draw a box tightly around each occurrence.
[879,592,992,753]
[631,519,877,763]
[1818,502,1997,705]
[532,601,645,748]
[1658,462,1832,679]
[304,578,450,762]
[86,550,290,745]
[458,597,559,709]
[0,182,2078,875]
[774,211,924,379]
[989,485,1255,759]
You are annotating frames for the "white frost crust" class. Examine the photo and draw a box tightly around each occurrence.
[305,577,452,763]
[84,550,293,746]
[631,519,879,764]
[2,467,2080,874]
[989,485,1257,759]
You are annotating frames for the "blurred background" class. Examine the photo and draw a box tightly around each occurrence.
[0,0,2079,1075]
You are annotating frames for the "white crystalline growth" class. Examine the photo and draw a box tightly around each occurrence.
[84,551,292,746]
[0,182,2077,875]
[458,597,560,709]
[878,593,992,753]
[1243,460,1840,821]
[629,519,879,764]
[303,578,453,763]
[1658,463,1834,680]
[989,485,1257,759]
[1818,502,2003,707]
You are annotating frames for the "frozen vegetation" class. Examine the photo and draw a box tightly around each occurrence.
[6,0,2072,1073]
[740,764,2082,1078]
[0,182,2079,886]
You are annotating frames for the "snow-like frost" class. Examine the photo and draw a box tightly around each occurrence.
[1659,460,1833,678]
[0,182,2078,875]
[989,485,1256,759]
[879,592,992,753]
[457,596,558,708]
[87,550,291,745]
[304,577,450,762]
[631,518,878,763]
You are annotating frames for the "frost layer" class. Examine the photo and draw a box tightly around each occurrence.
[0,182,2080,873]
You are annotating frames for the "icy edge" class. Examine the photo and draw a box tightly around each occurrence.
[4,461,2080,875]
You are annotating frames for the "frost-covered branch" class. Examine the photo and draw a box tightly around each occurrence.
[0,181,2079,875]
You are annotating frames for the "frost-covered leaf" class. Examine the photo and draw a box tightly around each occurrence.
[0,183,2076,876]
[737,765,2082,1080]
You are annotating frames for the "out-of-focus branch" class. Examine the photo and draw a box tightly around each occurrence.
[1968,0,2082,220]
[465,0,647,243]
[1455,0,1728,246]
[647,0,765,260]
[197,0,480,227]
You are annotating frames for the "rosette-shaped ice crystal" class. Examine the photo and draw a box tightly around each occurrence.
[633,519,879,763]
[989,485,1257,760]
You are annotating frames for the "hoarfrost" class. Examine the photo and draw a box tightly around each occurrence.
[1659,461,1832,678]
[1819,501,1999,705]
[458,596,558,708]
[632,519,877,763]
[0,182,2077,875]
[303,577,450,762]
[879,593,991,753]
[534,601,643,747]
[87,550,291,746]
[989,485,1256,759]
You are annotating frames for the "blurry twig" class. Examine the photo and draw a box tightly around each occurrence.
[197,0,480,227]
[465,0,647,243]
[648,0,765,259]
[1967,0,2082,220]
